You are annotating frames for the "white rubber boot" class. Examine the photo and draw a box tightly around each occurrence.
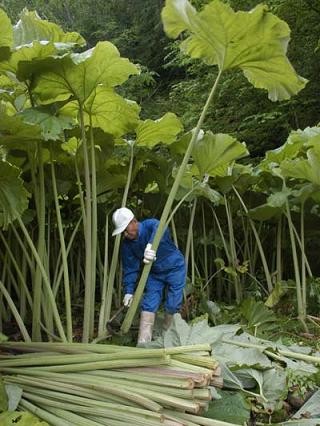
[163,313,173,331]
[137,311,155,345]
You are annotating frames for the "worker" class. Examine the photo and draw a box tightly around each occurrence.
[112,207,186,344]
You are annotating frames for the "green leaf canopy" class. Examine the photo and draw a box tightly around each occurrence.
[280,145,320,186]
[0,9,12,60]
[34,42,139,105]
[192,132,248,177]
[13,9,85,48]
[162,0,307,101]
[136,112,183,147]
[0,161,29,229]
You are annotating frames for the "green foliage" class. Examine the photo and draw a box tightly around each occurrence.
[240,298,279,336]
[205,390,251,424]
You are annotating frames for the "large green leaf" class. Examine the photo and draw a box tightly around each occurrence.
[20,107,74,141]
[13,9,85,48]
[136,113,183,147]
[162,0,307,101]
[204,391,250,425]
[0,9,12,60]
[0,161,30,229]
[34,42,139,105]
[261,127,320,170]
[192,132,248,177]
[61,87,140,137]
[0,42,70,82]
[280,145,320,186]
[0,111,42,148]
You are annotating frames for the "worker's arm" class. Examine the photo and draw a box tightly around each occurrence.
[122,244,140,297]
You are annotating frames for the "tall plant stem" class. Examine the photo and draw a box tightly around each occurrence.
[32,145,46,341]
[285,199,307,330]
[232,186,273,293]
[89,122,98,338]
[300,203,307,311]
[53,218,82,297]
[121,70,223,333]
[0,231,33,308]
[202,203,209,292]
[276,217,282,282]
[224,195,241,303]
[17,217,67,342]
[79,105,93,343]
[50,149,73,342]
[0,280,31,341]
[97,214,109,335]
[99,142,135,335]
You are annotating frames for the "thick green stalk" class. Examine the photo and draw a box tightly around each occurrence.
[232,186,273,293]
[20,399,73,426]
[75,154,87,228]
[17,217,67,342]
[121,71,223,333]
[25,356,171,372]
[53,217,82,297]
[32,146,46,341]
[7,369,162,411]
[90,122,98,338]
[79,105,93,343]
[50,150,73,342]
[0,280,31,341]
[0,351,170,368]
[285,198,305,325]
[300,203,307,312]
[101,142,135,332]
[23,393,162,426]
[202,204,209,292]
[42,406,103,426]
[224,195,241,303]
[164,409,237,426]
[5,375,139,407]
[276,217,282,282]
[0,231,32,308]
[291,220,313,277]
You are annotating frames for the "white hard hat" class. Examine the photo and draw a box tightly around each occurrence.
[112,207,134,236]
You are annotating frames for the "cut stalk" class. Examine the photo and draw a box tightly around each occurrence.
[25,356,171,372]
[0,350,170,368]
[23,392,162,425]
[20,398,73,426]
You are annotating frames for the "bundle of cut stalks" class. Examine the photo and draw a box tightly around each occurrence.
[0,342,226,426]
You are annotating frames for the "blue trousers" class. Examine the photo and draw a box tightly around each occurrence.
[141,265,186,314]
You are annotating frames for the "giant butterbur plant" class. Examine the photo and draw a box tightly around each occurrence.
[121,0,307,333]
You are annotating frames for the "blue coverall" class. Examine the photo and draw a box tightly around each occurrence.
[122,219,186,314]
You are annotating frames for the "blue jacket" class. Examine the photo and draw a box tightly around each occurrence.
[122,219,185,294]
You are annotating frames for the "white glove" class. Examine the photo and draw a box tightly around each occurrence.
[123,294,133,307]
[143,243,156,264]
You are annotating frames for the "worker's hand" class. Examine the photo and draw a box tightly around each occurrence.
[123,294,133,307]
[143,243,156,264]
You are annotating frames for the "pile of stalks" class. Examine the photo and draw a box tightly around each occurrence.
[0,341,226,426]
